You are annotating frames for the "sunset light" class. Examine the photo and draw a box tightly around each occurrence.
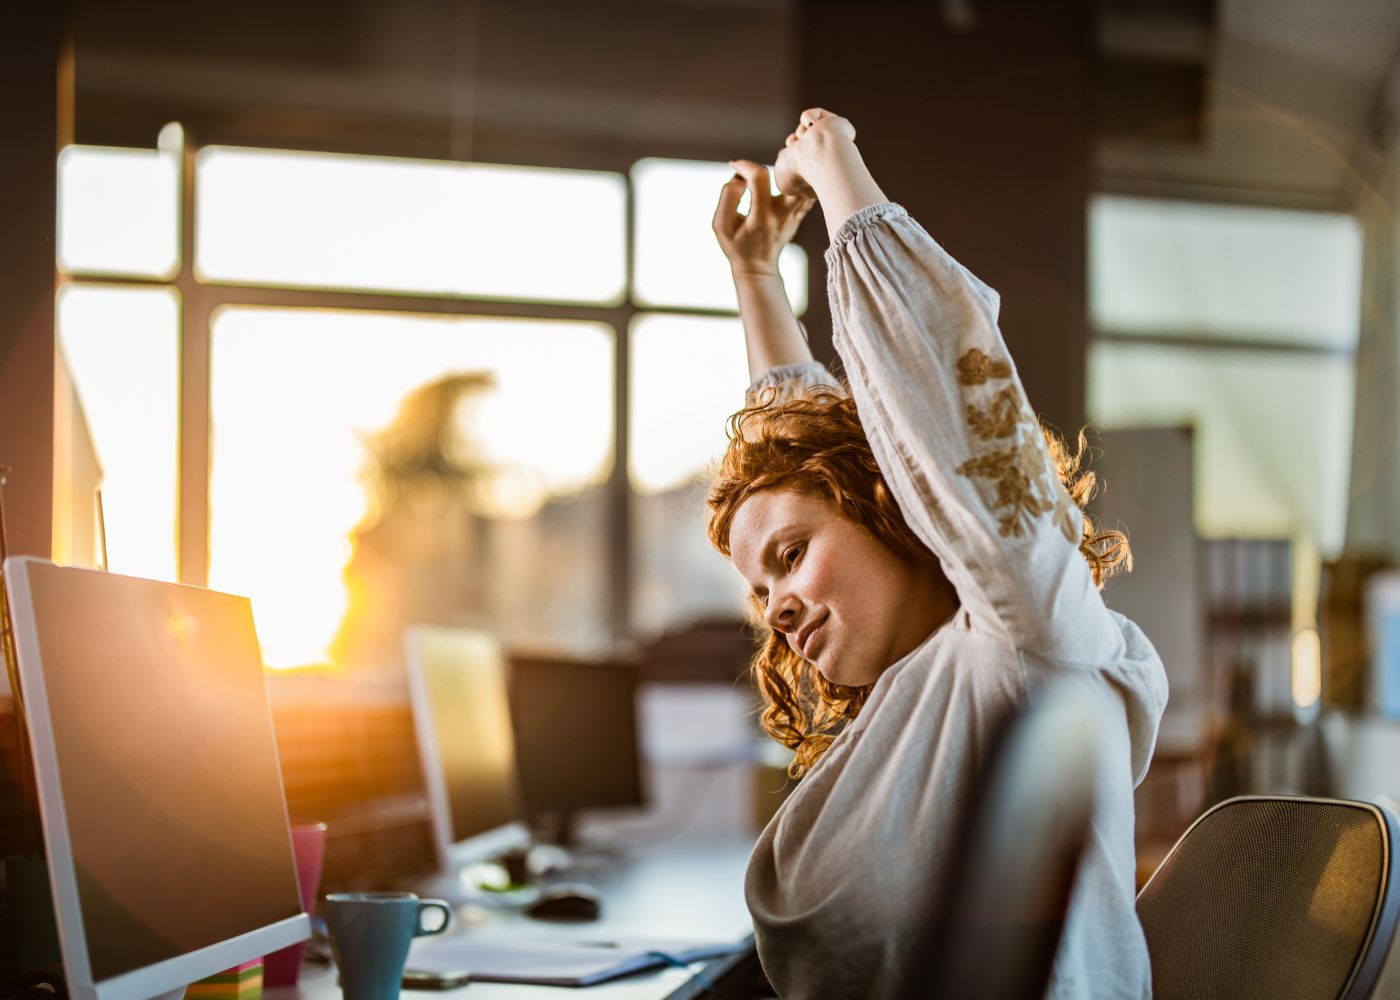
[207,307,614,669]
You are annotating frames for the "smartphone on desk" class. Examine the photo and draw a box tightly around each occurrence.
[402,969,473,990]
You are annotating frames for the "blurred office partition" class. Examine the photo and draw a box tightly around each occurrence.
[1089,427,1208,874]
[1092,427,1206,750]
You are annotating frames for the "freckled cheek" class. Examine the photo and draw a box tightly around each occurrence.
[796,551,850,616]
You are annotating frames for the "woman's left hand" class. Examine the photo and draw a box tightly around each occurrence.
[712,159,815,277]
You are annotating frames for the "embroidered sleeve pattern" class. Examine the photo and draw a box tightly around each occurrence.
[954,349,1078,544]
[825,201,1126,664]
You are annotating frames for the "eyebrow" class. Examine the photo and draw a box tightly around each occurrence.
[757,522,804,571]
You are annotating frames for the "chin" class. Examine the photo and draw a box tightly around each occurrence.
[815,659,876,689]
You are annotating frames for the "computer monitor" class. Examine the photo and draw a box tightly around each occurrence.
[403,626,530,871]
[506,655,645,846]
[3,558,309,1000]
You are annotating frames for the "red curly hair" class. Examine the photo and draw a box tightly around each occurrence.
[706,387,1130,779]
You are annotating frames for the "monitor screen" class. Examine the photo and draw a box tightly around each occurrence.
[7,560,304,988]
[507,656,644,824]
[404,627,527,868]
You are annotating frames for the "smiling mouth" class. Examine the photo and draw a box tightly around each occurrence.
[797,616,827,659]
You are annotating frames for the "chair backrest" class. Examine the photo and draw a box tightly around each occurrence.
[1137,795,1400,1000]
[903,681,1101,1000]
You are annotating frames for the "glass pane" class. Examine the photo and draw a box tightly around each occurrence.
[209,308,615,670]
[1087,341,1354,555]
[632,157,807,314]
[629,313,750,634]
[1089,196,1361,349]
[58,145,180,279]
[56,284,180,581]
[197,148,626,304]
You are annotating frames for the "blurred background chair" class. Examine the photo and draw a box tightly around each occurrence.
[1137,795,1400,1000]
[902,681,1101,1000]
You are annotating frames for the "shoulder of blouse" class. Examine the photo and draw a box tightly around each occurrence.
[745,360,844,402]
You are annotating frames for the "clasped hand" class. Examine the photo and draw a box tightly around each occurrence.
[712,107,857,276]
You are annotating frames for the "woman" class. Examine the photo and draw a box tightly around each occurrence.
[708,109,1168,998]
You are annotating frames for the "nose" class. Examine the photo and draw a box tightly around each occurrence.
[763,585,800,634]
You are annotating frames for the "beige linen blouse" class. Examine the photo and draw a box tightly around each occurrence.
[742,203,1168,999]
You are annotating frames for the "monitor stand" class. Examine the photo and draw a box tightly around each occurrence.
[413,854,541,911]
[538,811,629,854]
[538,809,581,851]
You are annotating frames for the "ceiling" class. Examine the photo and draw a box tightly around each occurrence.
[1095,0,1400,209]
[68,0,1400,210]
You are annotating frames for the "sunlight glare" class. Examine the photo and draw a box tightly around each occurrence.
[629,314,749,494]
[197,148,626,303]
[208,307,614,670]
[58,145,180,279]
[56,284,180,582]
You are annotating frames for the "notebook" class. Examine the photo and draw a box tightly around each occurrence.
[406,934,746,987]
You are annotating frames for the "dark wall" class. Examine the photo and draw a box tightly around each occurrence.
[796,0,1092,434]
[0,6,65,560]
[64,0,1089,429]
[70,0,798,170]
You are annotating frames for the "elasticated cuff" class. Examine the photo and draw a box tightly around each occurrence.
[823,202,908,270]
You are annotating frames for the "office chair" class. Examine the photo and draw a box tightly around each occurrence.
[901,681,1101,1000]
[1137,795,1400,1000]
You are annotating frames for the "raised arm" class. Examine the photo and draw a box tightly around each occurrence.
[711,160,817,382]
[781,110,1124,668]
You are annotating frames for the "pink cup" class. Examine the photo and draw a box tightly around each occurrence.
[264,822,328,987]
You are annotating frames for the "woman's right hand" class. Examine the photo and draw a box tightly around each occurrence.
[775,108,858,203]
[712,159,815,277]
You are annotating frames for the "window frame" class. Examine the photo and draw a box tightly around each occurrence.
[58,134,780,649]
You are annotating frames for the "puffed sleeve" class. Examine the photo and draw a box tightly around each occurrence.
[745,360,846,408]
[825,202,1121,667]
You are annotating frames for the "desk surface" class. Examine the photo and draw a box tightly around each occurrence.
[271,836,756,1000]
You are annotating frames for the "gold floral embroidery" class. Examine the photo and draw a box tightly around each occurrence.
[956,349,1080,543]
[1053,496,1079,545]
[955,438,1056,538]
[956,347,1012,386]
[965,385,1022,441]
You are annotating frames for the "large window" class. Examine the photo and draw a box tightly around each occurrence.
[56,135,807,671]
[208,308,615,668]
[196,148,627,303]
[55,284,180,582]
[1087,195,1362,556]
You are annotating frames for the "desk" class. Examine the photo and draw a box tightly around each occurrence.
[272,836,757,1000]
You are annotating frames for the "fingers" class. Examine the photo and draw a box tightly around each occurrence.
[712,173,745,238]
[728,159,773,219]
[795,107,855,143]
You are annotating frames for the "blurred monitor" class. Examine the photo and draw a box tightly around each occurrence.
[3,558,308,1000]
[403,626,530,871]
[506,655,645,846]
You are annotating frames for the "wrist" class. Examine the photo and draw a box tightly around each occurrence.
[804,136,866,197]
[731,263,782,281]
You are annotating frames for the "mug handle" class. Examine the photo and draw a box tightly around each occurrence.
[415,899,452,937]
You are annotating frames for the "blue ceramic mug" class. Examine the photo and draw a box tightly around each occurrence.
[325,891,452,1000]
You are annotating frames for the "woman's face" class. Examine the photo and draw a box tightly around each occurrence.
[728,488,953,687]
